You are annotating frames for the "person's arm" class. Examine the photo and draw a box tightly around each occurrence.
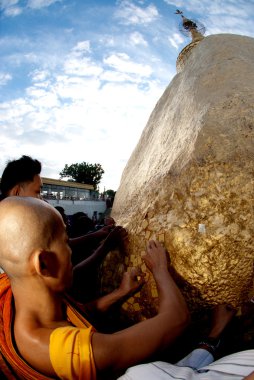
[69,224,115,248]
[70,226,129,302]
[84,268,144,313]
[92,240,190,374]
[72,226,127,272]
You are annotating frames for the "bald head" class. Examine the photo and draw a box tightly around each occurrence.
[0,197,63,279]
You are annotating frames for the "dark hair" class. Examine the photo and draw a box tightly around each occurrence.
[0,155,42,198]
[55,206,65,215]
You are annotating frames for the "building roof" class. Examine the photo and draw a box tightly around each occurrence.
[42,177,94,190]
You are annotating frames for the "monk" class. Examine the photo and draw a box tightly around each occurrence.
[0,197,189,379]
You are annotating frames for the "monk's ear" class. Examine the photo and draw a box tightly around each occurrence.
[8,184,21,196]
[33,250,59,277]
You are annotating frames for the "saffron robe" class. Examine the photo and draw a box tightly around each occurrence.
[0,273,96,380]
[50,325,96,379]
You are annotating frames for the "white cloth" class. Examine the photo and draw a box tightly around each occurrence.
[118,350,254,380]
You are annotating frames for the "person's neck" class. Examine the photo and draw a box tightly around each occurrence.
[11,278,67,328]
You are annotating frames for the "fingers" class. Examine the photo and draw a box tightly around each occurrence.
[102,226,128,252]
[145,240,165,257]
[109,226,124,236]
[104,217,115,226]
[129,266,143,280]
[108,225,123,233]
[143,240,168,272]
[129,267,138,276]
[119,267,145,295]
[109,226,128,239]
[147,240,160,250]
[104,225,115,233]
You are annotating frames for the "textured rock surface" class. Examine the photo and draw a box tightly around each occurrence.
[101,34,254,319]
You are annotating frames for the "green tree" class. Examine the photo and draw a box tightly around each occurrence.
[59,162,104,189]
[105,189,116,198]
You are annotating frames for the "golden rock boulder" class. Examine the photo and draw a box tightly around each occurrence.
[101,34,254,319]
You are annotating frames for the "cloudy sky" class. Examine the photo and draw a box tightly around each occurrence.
[1,0,253,191]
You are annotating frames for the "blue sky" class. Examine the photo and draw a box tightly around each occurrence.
[0,0,254,191]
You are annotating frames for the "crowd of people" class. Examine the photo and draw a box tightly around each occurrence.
[0,155,252,380]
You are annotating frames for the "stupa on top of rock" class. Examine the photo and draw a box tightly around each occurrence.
[100,11,254,321]
[175,9,205,72]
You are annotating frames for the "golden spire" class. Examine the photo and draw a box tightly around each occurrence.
[175,10,206,72]
[175,9,205,43]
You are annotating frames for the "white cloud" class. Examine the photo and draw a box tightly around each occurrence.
[29,69,50,82]
[25,87,59,109]
[99,36,115,47]
[0,98,33,117]
[4,6,22,16]
[104,53,152,77]
[27,0,61,9]
[72,41,91,55]
[129,31,148,46]
[115,0,159,25]
[100,70,139,83]
[0,98,34,128]
[0,0,19,6]
[0,73,12,86]
[55,75,101,101]
[168,32,185,49]
[63,57,103,77]
[0,0,22,16]
[62,42,102,77]
[0,0,61,16]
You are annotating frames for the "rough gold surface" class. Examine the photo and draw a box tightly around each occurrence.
[100,34,254,320]
[176,40,202,73]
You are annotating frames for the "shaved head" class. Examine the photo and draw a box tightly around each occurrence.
[0,197,62,279]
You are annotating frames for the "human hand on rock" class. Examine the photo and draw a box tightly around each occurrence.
[118,267,144,297]
[143,240,168,278]
[98,223,115,237]
[102,226,127,251]
[104,217,115,226]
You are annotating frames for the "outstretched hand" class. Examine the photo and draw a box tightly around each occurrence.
[143,240,168,277]
[102,226,128,251]
[104,217,115,226]
[98,223,115,237]
[118,267,144,297]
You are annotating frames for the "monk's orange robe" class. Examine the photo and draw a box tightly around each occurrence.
[0,273,96,380]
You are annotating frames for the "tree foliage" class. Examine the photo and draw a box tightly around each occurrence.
[105,189,116,198]
[59,162,104,189]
